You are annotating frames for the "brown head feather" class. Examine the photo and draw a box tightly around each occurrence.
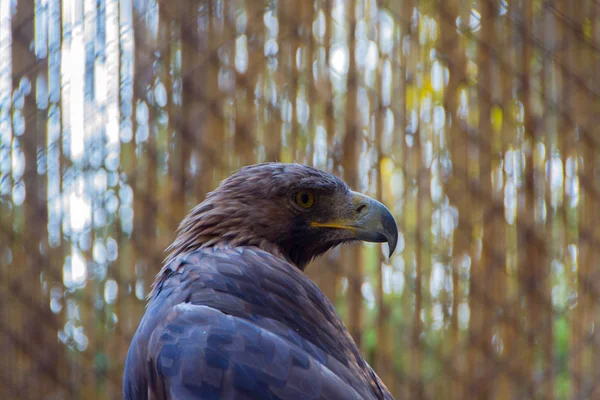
[163,163,348,269]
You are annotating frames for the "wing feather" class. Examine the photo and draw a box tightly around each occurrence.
[147,303,367,400]
[124,247,390,399]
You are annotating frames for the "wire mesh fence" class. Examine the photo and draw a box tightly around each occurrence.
[1,0,600,398]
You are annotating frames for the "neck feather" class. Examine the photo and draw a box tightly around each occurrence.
[163,202,289,266]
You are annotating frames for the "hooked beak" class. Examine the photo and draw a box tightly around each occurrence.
[311,191,399,257]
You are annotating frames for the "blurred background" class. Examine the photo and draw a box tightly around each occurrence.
[1,0,599,399]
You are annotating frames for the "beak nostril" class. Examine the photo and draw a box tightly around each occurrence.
[356,204,367,214]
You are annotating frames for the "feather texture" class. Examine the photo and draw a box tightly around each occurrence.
[124,247,393,399]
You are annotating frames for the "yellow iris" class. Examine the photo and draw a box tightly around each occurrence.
[295,191,315,208]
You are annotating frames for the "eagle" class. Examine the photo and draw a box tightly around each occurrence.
[123,163,398,400]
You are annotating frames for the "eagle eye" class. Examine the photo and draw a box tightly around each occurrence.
[295,191,315,209]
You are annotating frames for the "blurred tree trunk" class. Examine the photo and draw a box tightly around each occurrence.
[489,6,508,399]
[570,0,594,397]
[373,138,391,386]
[9,0,68,397]
[100,0,122,394]
[374,15,391,388]
[8,0,29,393]
[388,2,406,395]
[160,0,188,224]
[519,0,542,397]
[409,127,423,400]
[389,0,404,165]
[402,0,423,397]
[236,1,264,166]
[324,0,338,169]
[160,0,192,225]
[280,0,297,160]
[304,2,315,164]
[133,0,160,343]
[439,0,467,398]
[85,2,106,396]
[181,0,220,201]
[343,0,363,349]
[416,47,433,400]
[496,2,520,397]
[468,1,494,398]
[207,0,226,183]
[589,2,600,398]
[564,1,579,394]
[0,0,12,379]
[283,0,312,162]
[538,2,557,398]
[292,0,312,162]
[129,0,153,352]
[264,1,282,163]
[118,2,140,394]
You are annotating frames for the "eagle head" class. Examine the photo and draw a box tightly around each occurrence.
[166,162,398,269]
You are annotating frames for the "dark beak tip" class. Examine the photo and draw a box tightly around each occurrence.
[387,240,397,258]
[382,211,399,259]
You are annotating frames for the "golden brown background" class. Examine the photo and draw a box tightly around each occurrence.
[1,0,600,399]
